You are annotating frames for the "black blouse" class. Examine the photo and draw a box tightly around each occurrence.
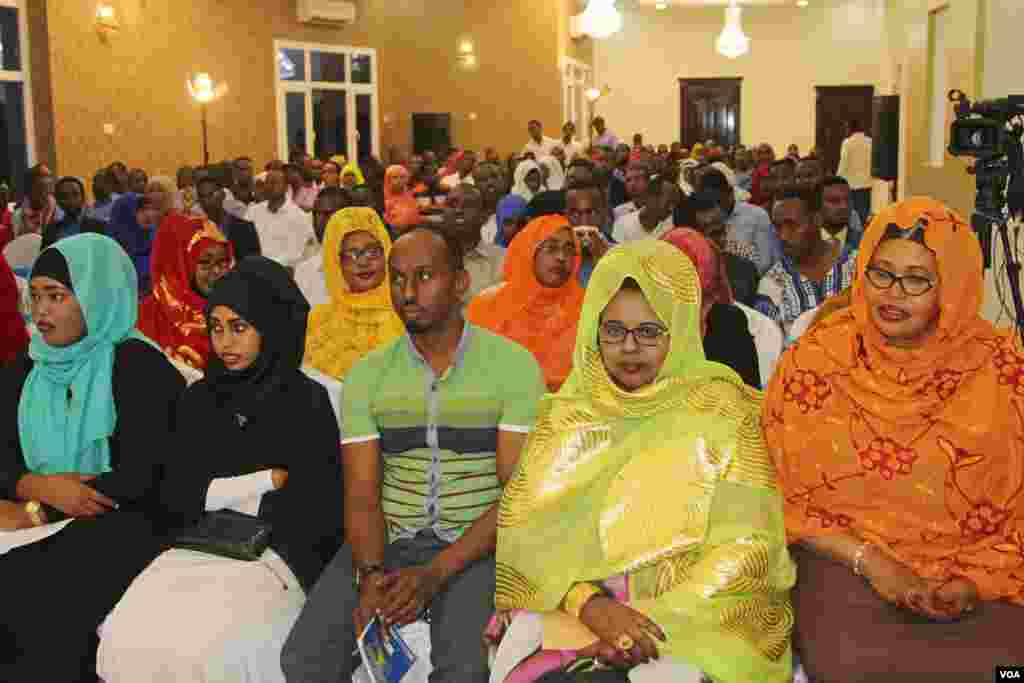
[159,370,343,591]
[704,303,762,390]
[0,339,186,518]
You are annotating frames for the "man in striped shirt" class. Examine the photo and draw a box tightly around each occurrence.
[282,226,545,683]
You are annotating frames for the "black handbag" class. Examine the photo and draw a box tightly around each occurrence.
[173,509,272,561]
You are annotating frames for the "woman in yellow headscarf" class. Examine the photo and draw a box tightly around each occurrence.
[303,207,404,380]
[340,161,365,190]
[489,240,796,683]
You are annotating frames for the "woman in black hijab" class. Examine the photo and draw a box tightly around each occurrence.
[98,257,344,683]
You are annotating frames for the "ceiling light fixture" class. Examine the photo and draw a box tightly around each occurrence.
[796,0,809,7]
[575,0,623,39]
[655,2,668,9]
[716,0,750,59]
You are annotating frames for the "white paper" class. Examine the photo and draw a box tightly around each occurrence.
[0,518,74,555]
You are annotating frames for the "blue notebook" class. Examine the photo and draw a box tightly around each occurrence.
[357,615,417,683]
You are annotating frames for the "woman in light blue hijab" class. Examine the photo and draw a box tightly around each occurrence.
[0,233,184,681]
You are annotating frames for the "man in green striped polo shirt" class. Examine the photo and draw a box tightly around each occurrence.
[283,226,546,682]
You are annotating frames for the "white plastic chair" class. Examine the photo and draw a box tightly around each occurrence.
[4,233,41,271]
[735,302,784,389]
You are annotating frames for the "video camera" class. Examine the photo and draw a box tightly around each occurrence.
[949,90,1024,343]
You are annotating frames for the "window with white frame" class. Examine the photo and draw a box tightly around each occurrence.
[0,0,34,193]
[562,58,593,146]
[274,40,379,163]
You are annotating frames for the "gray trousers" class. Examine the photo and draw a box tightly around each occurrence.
[281,533,496,683]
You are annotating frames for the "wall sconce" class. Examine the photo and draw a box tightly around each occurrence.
[186,72,229,164]
[456,35,479,72]
[95,3,120,37]
[586,85,610,102]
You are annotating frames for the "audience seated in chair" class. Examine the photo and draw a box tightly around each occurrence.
[661,228,762,389]
[757,188,858,337]
[303,207,404,382]
[443,183,506,302]
[294,185,351,308]
[98,257,343,683]
[468,215,586,392]
[487,240,795,683]
[764,198,1024,682]
[281,226,546,683]
[0,235,184,682]
[196,173,262,261]
[43,176,106,249]
[137,213,234,373]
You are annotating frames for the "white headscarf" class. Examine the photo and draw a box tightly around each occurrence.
[679,159,700,196]
[537,156,565,191]
[512,160,541,202]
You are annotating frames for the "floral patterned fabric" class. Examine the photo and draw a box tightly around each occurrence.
[764,197,1024,604]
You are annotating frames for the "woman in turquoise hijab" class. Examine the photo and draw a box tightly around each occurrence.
[0,233,185,681]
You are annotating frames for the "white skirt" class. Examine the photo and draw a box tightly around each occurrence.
[97,547,305,683]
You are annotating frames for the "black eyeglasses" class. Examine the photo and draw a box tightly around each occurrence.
[865,266,936,296]
[341,245,384,263]
[598,321,668,347]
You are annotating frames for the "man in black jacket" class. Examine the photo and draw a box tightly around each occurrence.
[196,175,261,261]
[43,176,106,249]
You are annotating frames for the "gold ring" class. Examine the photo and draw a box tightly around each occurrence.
[616,634,635,651]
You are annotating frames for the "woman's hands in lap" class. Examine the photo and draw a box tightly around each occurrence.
[19,473,116,517]
[865,548,979,621]
[579,596,666,668]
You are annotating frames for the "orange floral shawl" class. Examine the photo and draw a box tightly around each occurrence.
[763,197,1024,604]
[466,215,584,392]
[138,214,233,370]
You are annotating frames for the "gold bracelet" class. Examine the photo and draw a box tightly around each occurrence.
[852,540,871,577]
[561,582,604,620]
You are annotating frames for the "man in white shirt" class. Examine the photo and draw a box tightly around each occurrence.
[612,175,678,243]
[440,150,477,192]
[522,120,559,159]
[836,118,874,226]
[558,122,584,162]
[443,184,505,303]
[294,186,350,308]
[246,169,316,270]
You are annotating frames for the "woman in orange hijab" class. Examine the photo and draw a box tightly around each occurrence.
[467,215,584,391]
[138,214,233,371]
[383,164,421,232]
[764,197,1024,681]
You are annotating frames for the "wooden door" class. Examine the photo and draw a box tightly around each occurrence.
[679,78,742,149]
[412,113,452,156]
[815,85,875,175]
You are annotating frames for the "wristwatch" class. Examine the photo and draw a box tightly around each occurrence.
[24,500,46,527]
[355,563,385,589]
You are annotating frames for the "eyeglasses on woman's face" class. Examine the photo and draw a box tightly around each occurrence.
[537,239,577,259]
[598,321,669,347]
[865,266,936,296]
[340,244,385,263]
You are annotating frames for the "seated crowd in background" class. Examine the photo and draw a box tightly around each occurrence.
[0,117,1020,683]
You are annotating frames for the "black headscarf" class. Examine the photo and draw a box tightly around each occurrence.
[203,256,310,420]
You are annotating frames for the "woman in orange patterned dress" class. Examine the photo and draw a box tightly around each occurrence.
[764,197,1024,681]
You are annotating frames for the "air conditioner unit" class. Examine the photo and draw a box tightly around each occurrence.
[297,0,356,25]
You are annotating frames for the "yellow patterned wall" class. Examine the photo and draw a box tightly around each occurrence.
[36,0,570,182]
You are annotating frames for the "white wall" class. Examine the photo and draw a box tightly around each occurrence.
[592,0,886,152]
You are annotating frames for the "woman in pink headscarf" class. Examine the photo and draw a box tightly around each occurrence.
[383,165,422,233]
[661,227,761,388]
